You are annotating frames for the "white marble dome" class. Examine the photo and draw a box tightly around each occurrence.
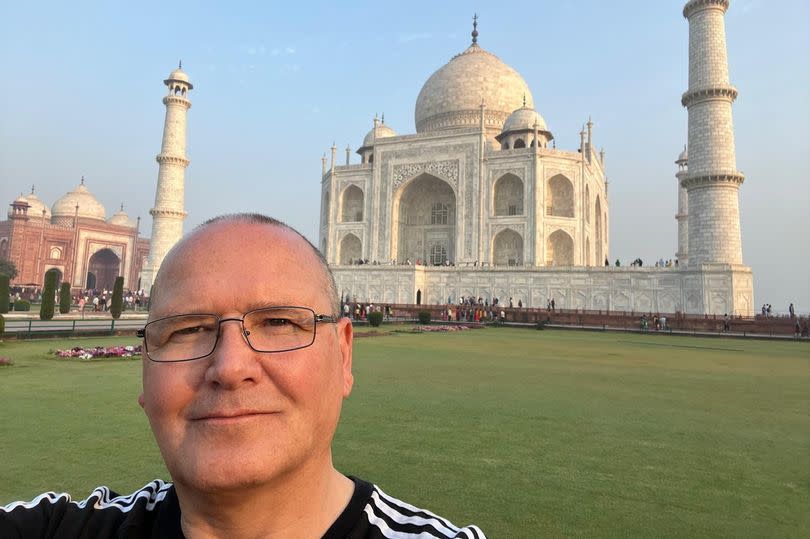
[108,205,135,228]
[362,123,397,147]
[24,192,51,219]
[51,181,106,221]
[415,43,534,133]
[677,146,688,162]
[502,106,548,133]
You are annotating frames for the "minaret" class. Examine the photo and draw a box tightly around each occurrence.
[141,63,192,291]
[681,0,744,266]
[675,146,689,264]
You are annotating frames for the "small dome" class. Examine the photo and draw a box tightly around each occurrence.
[362,123,397,147]
[51,180,106,221]
[108,205,135,228]
[677,146,688,162]
[164,65,193,90]
[7,194,30,218]
[24,192,51,219]
[502,106,548,133]
[415,43,534,133]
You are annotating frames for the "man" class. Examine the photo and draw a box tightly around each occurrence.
[1,214,486,539]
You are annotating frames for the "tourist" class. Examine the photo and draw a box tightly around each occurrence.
[723,314,730,333]
[789,303,795,318]
[0,214,486,538]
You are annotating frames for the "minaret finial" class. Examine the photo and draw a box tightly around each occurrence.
[80,175,85,185]
[31,184,35,195]
[471,14,479,44]
[381,112,385,124]
[120,203,125,211]
[179,60,182,69]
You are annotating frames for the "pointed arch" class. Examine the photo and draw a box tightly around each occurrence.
[338,234,362,265]
[585,184,591,224]
[547,174,574,217]
[546,229,574,266]
[595,195,603,265]
[340,185,364,222]
[493,173,524,216]
[392,173,456,264]
[492,228,523,266]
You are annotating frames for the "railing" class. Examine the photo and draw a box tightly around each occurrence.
[2,318,146,338]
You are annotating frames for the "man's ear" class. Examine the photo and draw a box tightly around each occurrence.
[337,317,354,397]
[138,393,146,409]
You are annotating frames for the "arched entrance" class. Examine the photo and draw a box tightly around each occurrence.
[393,173,456,264]
[87,248,120,291]
[85,272,97,290]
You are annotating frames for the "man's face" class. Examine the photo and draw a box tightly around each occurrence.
[139,221,353,492]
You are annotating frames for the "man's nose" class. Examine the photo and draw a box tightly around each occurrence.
[204,319,261,388]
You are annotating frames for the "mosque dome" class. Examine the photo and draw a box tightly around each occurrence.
[24,192,52,219]
[51,180,106,222]
[501,105,548,134]
[415,42,534,133]
[362,122,397,147]
[108,205,136,228]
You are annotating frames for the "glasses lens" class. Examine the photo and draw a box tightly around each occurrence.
[145,314,219,362]
[244,307,316,352]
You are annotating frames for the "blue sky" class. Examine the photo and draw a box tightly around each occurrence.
[1,0,808,312]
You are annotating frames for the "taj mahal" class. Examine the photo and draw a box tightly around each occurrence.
[319,1,754,315]
[0,0,754,315]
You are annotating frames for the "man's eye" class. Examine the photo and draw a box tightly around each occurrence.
[170,325,208,338]
[263,318,291,327]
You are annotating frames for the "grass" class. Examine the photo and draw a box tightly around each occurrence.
[1,329,809,537]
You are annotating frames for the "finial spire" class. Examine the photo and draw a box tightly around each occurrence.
[522,94,526,108]
[179,60,182,69]
[381,112,385,124]
[80,176,85,185]
[31,184,35,195]
[471,14,479,44]
[120,203,125,211]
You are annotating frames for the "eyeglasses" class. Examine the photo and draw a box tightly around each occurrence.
[136,306,338,362]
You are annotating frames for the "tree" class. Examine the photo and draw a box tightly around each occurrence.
[40,270,58,321]
[0,258,17,280]
[0,274,9,314]
[110,276,124,319]
[59,282,72,314]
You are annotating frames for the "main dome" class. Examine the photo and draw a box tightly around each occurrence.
[415,43,534,134]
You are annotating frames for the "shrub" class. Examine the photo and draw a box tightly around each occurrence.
[0,274,9,313]
[0,356,12,367]
[0,313,4,335]
[110,276,124,319]
[417,311,431,325]
[13,299,31,311]
[59,282,72,314]
[368,311,383,327]
[40,271,58,320]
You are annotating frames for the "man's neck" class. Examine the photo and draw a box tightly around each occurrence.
[175,465,354,539]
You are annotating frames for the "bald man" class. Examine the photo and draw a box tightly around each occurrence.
[1,214,486,539]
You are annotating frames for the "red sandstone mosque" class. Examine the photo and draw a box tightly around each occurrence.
[0,180,149,292]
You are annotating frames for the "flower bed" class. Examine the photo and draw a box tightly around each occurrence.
[54,345,142,360]
[414,324,481,332]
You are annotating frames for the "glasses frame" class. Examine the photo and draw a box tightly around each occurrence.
[136,306,339,363]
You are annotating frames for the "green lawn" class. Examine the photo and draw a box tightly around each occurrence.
[1,329,808,537]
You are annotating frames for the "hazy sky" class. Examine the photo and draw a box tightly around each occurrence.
[1,0,808,313]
